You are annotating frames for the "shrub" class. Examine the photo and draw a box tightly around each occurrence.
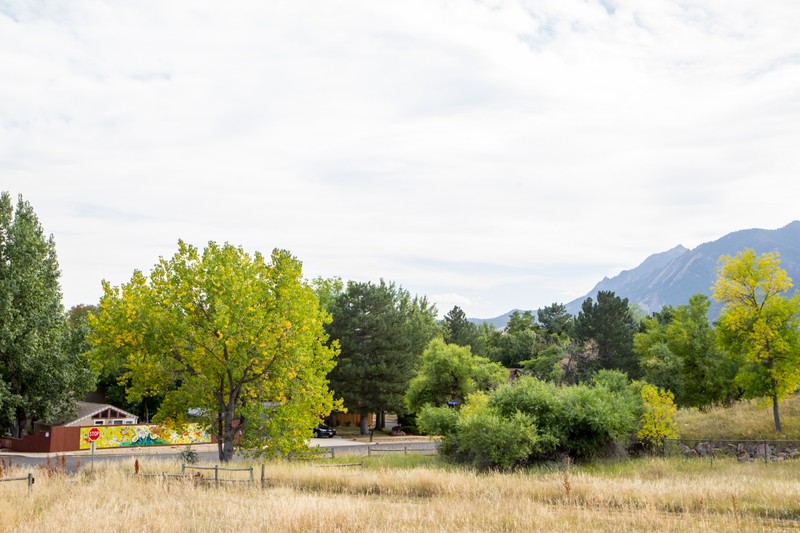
[636,384,678,449]
[180,445,199,464]
[431,376,642,468]
[417,405,459,437]
[449,405,540,470]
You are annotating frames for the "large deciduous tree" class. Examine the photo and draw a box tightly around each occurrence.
[405,339,507,413]
[89,241,340,461]
[634,295,739,408]
[481,310,539,368]
[326,280,437,434]
[0,193,94,437]
[712,249,800,433]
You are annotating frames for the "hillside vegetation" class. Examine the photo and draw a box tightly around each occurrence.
[676,395,800,441]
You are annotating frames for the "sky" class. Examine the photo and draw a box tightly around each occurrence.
[2,0,799,319]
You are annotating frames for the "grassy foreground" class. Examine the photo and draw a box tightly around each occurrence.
[2,455,799,532]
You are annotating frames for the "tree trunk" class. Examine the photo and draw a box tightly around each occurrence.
[772,379,782,433]
[13,406,27,439]
[359,408,370,435]
[376,411,385,430]
[216,412,225,462]
[219,400,239,462]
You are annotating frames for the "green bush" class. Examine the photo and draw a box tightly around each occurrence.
[450,406,540,470]
[431,376,642,468]
[417,405,459,436]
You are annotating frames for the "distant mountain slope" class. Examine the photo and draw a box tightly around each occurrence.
[471,222,800,328]
[469,309,521,329]
[565,221,800,318]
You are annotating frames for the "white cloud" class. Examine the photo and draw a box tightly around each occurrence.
[2,0,799,317]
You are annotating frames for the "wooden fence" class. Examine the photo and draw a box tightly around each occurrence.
[0,472,35,494]
[136,464,256,485]
[367,445,439,457]
[311,461,364,475]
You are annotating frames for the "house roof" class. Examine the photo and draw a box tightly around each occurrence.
[62,401,139,426]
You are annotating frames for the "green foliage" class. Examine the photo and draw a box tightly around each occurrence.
[0,192,94,437]
[636,384,678,448]
[573,291,639,378]
[89,241,340,461]
[634,294,739,408]
[405,339,507,413]
[520,338,599,385]
[520,343,565,382]
[430,375,642,468]
[451,405,540,470]
[480,311,539,368]
[440,305,479,349]
[416,404,459,436]
[713,249,800,432]
[179,444,199,464]
[537,302,573,337]
[311,276,343,313]
[326,280,437,433]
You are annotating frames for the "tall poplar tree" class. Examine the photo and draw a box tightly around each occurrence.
[713,249,800,433]
[0,192,93,437]
[89,241,340,461]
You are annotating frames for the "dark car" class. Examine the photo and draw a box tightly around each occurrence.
[313,423,336,438]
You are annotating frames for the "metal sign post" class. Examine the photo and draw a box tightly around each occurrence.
[88,427,100,476]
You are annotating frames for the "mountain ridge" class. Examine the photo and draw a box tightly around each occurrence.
[471,221,800,329]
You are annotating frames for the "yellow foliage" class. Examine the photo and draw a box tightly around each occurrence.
[637,384,678,447]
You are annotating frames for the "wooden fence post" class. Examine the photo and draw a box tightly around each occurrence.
[27,473,33,494]
[214,464,219,486]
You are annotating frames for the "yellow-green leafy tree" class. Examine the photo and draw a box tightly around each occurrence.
[712,249,800,433]
[89,241,341,461]
[636,384,678,449]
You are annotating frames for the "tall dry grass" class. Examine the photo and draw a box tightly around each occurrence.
[676,395,800,440]
[1,456,799,532]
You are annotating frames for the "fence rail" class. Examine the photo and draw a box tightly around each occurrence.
[312,461,364,474]
[0,472,35,494]
[183,464,255,484]
[367,445,439,457]
[288,449,335,461]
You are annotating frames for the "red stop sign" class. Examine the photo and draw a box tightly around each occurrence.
[88,427,101,441]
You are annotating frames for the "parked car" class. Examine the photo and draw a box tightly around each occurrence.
[313,423,336,438]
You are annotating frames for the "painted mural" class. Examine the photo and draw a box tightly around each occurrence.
[79,424,211,450]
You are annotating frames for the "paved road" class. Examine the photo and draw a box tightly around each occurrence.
[0,437,439,472]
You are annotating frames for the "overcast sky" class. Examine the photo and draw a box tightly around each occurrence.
[2,1,799,318]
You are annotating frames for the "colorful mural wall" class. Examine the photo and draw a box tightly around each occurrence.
[79,424,211,450]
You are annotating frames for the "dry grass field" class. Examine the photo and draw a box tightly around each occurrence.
[2,454,799,532]
[676,394,800,441]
